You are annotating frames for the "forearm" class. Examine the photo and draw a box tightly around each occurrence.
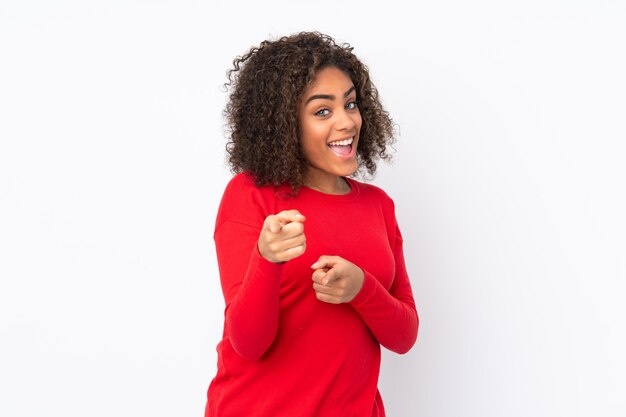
[224,247,283,360]
[349,270,418,354]
[215,220,284,360]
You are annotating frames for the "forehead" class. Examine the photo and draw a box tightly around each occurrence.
[305,67,354,93]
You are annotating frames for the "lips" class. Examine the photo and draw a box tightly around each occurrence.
[328,136,355,157]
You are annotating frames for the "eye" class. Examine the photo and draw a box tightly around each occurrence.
[315,108,330,117]
[346,101,358,110]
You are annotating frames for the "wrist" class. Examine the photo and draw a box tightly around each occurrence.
[257,240,284,264]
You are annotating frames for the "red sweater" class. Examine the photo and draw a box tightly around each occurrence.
[205,172,418,417]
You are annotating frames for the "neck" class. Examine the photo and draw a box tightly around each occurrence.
[304,170,350,195]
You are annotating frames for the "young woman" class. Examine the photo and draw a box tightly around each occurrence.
[205,31,418,417]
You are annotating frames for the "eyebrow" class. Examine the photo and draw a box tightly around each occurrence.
[304,85,356,105]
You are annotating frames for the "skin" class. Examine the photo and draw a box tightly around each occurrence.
[257,66,365,303]
[257,209,307,264]
[298,66,362,195]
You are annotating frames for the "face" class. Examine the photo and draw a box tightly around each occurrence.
[298,66,362,188]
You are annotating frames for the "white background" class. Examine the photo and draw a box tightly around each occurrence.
[1,1,625,416]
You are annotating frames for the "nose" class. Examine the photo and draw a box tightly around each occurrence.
[334,107,357,132]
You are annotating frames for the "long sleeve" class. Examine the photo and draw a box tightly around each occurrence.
[214,219,284,360]
[212,173,286,361]
[348,223,419,354]
[207,174,418,417]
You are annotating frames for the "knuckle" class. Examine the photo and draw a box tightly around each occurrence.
[282,209,297,219]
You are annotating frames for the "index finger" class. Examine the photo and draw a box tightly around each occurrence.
[310,255,342,270]
[276,209,306,224]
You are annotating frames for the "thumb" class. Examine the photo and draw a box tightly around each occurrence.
[266,216,283,234]
[320,268,339,286]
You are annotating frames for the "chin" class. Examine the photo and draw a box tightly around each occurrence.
[339,163,358,177]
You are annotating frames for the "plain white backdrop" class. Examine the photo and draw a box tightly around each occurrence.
[1,1,625,416]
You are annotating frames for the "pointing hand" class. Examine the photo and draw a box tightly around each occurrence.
[258,210,306,263]
[310,255,364,303]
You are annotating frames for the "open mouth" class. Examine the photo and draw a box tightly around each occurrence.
[328,136,355,157]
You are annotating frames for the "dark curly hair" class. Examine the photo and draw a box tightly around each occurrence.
[223,31,395,193]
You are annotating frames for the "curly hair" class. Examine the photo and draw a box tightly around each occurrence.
[223,31,395,193]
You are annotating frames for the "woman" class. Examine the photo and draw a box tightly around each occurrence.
[205,31,418,417]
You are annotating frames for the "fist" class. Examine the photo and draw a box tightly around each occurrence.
[310,256,365,304]
[258,210,307,263]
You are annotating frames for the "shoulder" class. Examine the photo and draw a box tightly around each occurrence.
[349,177,400,240]
[221,171,276,199]
[348,177,396,211]
[216,171,277,229]
[223,170,259,191]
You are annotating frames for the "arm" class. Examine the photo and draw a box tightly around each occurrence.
[214,219,283,361]
[311,223,418,354]
[348,224,418,354]
[215,204,306,361]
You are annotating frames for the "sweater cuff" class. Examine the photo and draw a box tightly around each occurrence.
[349,269,378,308]
[249,243,285,278]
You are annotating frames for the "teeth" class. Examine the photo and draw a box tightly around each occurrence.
[328,137,353,146]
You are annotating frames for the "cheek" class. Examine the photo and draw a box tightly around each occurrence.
[301,124,329,148]
[355,112,363,130]
[300,131,325,160]
[310,122,330,138]
[302,139,326,161]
